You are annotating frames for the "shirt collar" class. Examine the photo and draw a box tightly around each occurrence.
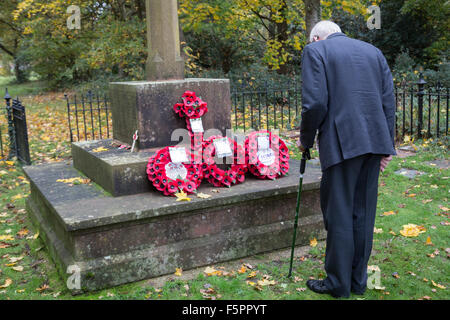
[326,32,347,40]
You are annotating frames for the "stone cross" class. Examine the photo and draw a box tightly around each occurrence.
[146,0,185,81]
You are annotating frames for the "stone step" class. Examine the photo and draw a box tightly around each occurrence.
[24,160,324,293]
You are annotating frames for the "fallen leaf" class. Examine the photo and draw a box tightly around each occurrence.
[0,235,14,241]
[309,238,318,247]
[36,284,50,292]
[9,256,24,263]
[431,280,446,289]
[296,287,306,292]
[196,193,212,199]
[92,147,108,153]
[12,266,24,272]
[382,210,396,216]
[237,265,247,274]
[425,236,433,245]
[422,199,433,204]
[257,279,276,286]
[175,190,191,202]
[0,278,12,288]
[17,229,29,237]
[174,267,182,276]
[399,224,425,237]
[374,227,383,234]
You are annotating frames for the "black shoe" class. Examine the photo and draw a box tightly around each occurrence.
[306,279,338,298]
[351,288,366,295]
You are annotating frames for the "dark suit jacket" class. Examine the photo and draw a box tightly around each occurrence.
[300,32,397,171]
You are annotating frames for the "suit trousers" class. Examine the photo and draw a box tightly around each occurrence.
[320,153,382,297]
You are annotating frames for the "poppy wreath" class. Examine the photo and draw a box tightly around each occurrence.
[173,90,207,163]
[146,146,203,196]
[202,135,247,187]
[173,90,208,119]
[245,130,290,179]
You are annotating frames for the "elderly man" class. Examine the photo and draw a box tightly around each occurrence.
[297,21,396,298]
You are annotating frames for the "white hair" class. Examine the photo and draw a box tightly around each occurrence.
[309,21,342,42]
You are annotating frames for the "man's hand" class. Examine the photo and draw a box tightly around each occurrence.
[296,138,306,152]
[380,155,393,173]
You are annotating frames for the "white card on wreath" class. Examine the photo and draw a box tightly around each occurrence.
[257,135,270,151]
[169,146,189,164]
[189,118,204,133]
[165,162,188,180]
[213,138,233,158]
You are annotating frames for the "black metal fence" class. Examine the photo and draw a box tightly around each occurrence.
[395,80,449,140]
[62,78,449,146]
[1,89,31,165]
[230,75,449,142]
[64,90,111,142]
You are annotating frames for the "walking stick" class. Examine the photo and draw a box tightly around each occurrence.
[288,148,311,278]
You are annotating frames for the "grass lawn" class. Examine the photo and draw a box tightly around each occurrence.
[0,77,448,300]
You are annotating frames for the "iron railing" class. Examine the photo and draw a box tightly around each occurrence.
[2,89,31,165]
[64,90,111,142]
[63,78,449,145]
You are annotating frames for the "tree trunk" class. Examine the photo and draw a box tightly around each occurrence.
[304,0,321,41]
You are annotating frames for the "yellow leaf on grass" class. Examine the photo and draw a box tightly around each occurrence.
[12,266,24,272]
[175,190,191,202]
[203,266,223,276]
[382,210,396,216]
[0,278,12,288]
[309,238,318,247]
[399,224,425,237]
[425,236,433,245]
[174,268,182,276]
[4,161,15,166]
[0,235,14,241]
[238,265,247,274]
[374,227,383,234]
[17,229,29,236]
[431,280,446,290]
[440,206,449,212]
[257,279,276,286]
[11,194,24,201]
[9,256,24,263]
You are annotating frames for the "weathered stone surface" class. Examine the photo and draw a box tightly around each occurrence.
[23,159,324,293]
[109,79,231,149]
[72,139,155,196]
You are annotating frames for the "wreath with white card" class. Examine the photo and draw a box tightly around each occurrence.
[202,136,247,187]
[146,146,203,196]
[245,131,290,179]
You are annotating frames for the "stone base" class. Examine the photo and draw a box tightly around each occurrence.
[23,160,324,293]
[109,78,231,149]
[71,139,155,197]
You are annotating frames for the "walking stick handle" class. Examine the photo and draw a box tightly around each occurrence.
[300,148,311,175]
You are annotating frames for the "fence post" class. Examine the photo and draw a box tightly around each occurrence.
[4,88,16,160]
[416,73,426,139]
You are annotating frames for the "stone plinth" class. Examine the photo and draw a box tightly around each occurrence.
[24,160,324,293]
[109,79,231,149]
[72,139,155,197]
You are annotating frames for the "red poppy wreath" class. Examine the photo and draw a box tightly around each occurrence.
[146,146,203,196]
[202,136,247,187]
[245,130,290,179]
[173,90,208,120]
